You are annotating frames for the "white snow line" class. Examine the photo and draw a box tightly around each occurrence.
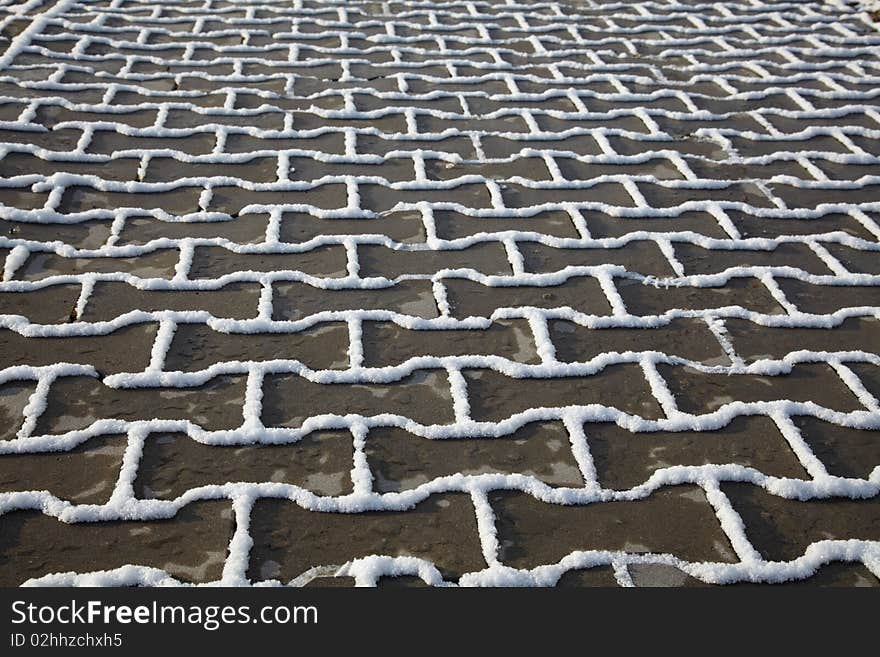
[470,488,500,568]
[221,492,256,586]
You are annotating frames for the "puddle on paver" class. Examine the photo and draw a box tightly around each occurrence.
[627,563,711,588]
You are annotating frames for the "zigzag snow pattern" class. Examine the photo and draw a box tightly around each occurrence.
[0,0,878,587]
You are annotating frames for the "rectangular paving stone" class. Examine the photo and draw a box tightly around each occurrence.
[118,215,270,245]
[501,182,634,209]
[366,422,584,492]
[489,485,737,569]
[357,241,512,278]
[0,381,36,441]
[658,363,866,415]
[776,279,880,314]
[722,483,880,562]
[0,284,82,324]
[0,324,157,375]
[1,218,112,249]
[209,184,348,215]
[724,317,880,362]
[272,279,438,320]
[262,370,455,427]
[59,186,202,216]
[247,493,485,583]
[188,245,348,279]
[431,210,580,240]
[616,277,785,316]
[34,375,247,435]
[361,319,539,367]
[550,318,727,364]
[584,415,809,490]
[15,249,181,281]
[520,240,675,278]
[135,430,354,499]
[583,210,730,239]
[280,210,426,244]
[0,501,233,586]
[164,321,350,371]
[673,242,832,276]
[82,281,262,321]
[0,433,127,504]
[444,275,613,319]
[727,211,877,241]
[463,364,663,421]
[358,183,493,214]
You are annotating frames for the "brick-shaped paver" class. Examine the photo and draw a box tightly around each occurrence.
[0,0,878,587]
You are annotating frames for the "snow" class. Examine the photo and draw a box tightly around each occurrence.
[0,0,877,587]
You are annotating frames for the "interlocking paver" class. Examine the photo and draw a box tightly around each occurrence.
[0,0,878,588]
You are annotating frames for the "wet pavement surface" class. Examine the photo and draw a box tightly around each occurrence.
[0,0,879,587]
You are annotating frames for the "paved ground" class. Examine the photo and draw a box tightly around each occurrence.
[0,0,878,587]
